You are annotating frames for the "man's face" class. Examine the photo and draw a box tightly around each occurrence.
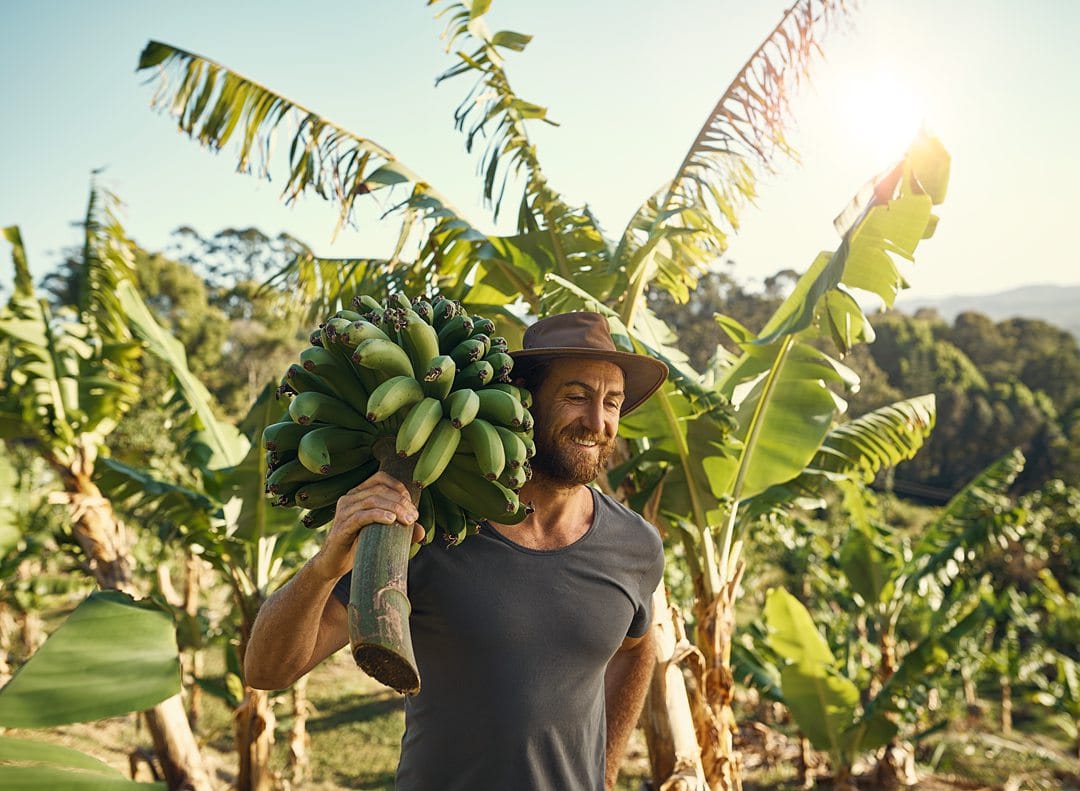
[529,358,624,487]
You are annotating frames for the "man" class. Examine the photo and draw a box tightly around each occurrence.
[245,311,668,790]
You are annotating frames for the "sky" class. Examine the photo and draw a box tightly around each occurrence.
[2,0,1078,303]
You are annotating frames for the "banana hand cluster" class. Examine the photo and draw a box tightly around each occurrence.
[264,293,535,550]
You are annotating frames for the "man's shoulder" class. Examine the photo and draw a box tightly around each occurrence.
[592,488,663,550]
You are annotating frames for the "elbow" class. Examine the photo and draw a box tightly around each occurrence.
[244,652,300,691]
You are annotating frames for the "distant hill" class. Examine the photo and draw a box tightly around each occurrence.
[896,284,1080,338]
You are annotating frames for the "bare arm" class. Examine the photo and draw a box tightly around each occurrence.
[244,472,422,690]
[603,629,657,790]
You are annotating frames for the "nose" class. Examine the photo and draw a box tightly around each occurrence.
[581,397,607,435]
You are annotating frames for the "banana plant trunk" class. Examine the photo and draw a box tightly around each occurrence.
[697,559,746,791]
[288,675,310,785]
[642,580,708,790]
[234,687,276,791]
[62,470,213,791]
[348,438,421,694]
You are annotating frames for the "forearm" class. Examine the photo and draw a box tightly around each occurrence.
[244,557,346,689]
[604,632,656,790]
[244,472,420,689]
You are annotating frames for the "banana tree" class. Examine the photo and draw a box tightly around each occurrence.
[0,590,182,789]
[133,3,953,787]
[0,187,214,791]
[98,369,314,791]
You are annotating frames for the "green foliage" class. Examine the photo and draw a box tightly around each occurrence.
[0,591,180,729]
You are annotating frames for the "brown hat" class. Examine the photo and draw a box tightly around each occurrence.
[510,312,668,415]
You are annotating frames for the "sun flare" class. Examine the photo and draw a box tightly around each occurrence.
[839,67,926,169]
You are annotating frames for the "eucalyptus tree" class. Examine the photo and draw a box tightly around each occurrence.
[136,2,950,786]
[0,186,215,790]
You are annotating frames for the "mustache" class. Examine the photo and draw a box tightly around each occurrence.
[561,429,610,445]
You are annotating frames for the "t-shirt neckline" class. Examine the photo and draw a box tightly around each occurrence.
[483,486,599,556]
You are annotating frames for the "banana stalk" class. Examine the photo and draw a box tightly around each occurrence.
[348,436,422,694]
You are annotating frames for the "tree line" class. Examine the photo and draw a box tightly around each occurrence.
[650,266,1080,498]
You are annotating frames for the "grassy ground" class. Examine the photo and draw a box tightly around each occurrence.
[9,647,1080,789]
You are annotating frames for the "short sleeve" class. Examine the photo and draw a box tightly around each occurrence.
[626,530,665,638]
[331,572,351,607]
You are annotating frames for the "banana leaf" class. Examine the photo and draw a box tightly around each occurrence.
[0,591,180,727]
[0,736,165,789]
[117,279,248,470]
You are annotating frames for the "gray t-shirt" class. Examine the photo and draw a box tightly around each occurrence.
[333,486,664,790]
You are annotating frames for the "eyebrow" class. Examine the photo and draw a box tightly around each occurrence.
[561,380,625,400]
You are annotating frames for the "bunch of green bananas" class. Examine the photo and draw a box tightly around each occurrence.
[263,292,535,549]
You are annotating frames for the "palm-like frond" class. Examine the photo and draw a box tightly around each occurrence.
[615,0,853,325]
[1,201,142,456]
[904,449,1026,593]
[139,40,529,312]
[137,41,486,245]
[431,2,610,287]
[75,182,139,343]
[750,395,937,514]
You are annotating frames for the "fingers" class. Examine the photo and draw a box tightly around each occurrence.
[336,473,418,528]
[313,472,421,579]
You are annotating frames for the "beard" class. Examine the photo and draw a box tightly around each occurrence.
[530,422,615,487]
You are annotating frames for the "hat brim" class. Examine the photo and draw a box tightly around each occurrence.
[509,348,668,416]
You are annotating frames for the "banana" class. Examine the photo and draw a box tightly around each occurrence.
[469,333,492,357]
[365,375,425,423]
[497,497,532,526]
[412,297,434,324]
[421,355,456,400]
[355,294,384,313]
[283,363,338,398]
[295,460,377,509]
[288,390,373,430]
[519,410,534,433]
[449,337,486,368]
[483,351,514,382]
[475,388,524,427]
[302,504,337,529]
[521,433,536,459]
[460,418,505,480]
[435,460,520,517]
[454,360,493,390]
[400,312,442,379]
[262,420,315,453]
[487,382,533,409]
[412,419,462,487]
[388,292,412,311]
[266,449,296,470]
[320,317,353,349]
[332,308,363,322]
[352,337,415,381]
[437,314,474,351]
[498,465,526,490]
[266,458,322,495]
[396,397,444,457]
[470,316,496,337]
[300,346,368,413]
[430,487,467,545]
[309,328,325,347]
[494,425,528,470]
[445,388,480,429]
[297,426,374,474]
[431,296,459,330]
[488,335,510,355]
[417,488,437,545]
[335,319,391,350]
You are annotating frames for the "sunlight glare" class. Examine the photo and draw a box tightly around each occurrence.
[840,67,925,169]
